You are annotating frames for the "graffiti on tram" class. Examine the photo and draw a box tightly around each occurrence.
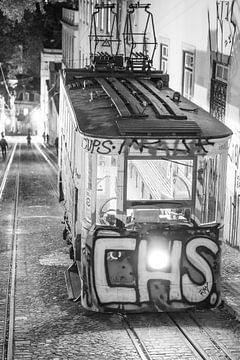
[81,228,221,311]
[82,136,229,157]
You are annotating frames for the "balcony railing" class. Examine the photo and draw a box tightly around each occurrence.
[62,8,79,26]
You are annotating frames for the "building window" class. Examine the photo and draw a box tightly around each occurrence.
[135,172,138,188]
[182,51,195,100]
[100,4,104,30]
[160,43,168,73]
[210,61,228,122]
[90,0,94,23]
[79,0,82,21]
[86,0,89,25]
[215,63,228,83]
[23,92,29,101]
[96,0,99,27]
[106,0,111,34]
[83,0,86,23]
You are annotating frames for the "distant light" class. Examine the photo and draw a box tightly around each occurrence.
[31,108,41,122]
[23,108,28,116]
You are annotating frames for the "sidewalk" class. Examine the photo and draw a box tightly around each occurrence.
[221,242,240,320]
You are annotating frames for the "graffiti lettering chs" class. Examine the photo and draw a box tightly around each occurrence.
[93,236,219,310]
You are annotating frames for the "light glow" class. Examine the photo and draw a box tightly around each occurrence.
[147,248,170,270]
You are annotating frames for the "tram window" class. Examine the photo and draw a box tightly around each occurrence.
[126,158,193,201]
[135,172,138,188]
[128,207,196,224]
[106,250,136,286]
[96,154,118,223]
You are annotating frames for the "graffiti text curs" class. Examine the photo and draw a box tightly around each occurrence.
[83,137,113,154]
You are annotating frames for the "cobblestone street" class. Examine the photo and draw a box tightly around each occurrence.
[1,142,240,359]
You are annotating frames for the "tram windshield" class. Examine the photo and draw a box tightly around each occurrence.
[126,158,193,201]
[95,154,194,225]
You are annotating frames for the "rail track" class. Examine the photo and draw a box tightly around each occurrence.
[120,311,238,360]
[1,144,19,360]
[33,143,59,199]
[0,142,58,360]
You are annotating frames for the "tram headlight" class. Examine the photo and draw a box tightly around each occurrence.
[147,247,170,270]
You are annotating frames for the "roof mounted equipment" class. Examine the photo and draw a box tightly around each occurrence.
[89,2,122,70]
[123,2,157,72]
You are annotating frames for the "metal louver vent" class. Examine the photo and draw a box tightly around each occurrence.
[115,119,201,137]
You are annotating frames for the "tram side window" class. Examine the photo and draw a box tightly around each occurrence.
[126,158,193,201]
[84,151,92,222]
[96,153,118,224]
[195,155,221,223]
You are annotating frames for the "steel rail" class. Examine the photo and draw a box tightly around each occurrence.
[0,143,17,200]
[119,314,153,360]
[167,312,214,360]
[121,309,236,360]
[33,143,59,199]
[34,143,58,174]
[188,312,238,360]
[122,312,205,360]
[1,143,20,360]
[167,312,237,360]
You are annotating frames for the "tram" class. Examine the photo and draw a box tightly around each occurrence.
[59,2,232,312]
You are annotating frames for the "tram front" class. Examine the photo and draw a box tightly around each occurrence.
[77,133,230,313]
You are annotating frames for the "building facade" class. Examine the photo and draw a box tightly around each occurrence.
[61,4,80,68]
[40,48,62,144]
[14,77,40,135]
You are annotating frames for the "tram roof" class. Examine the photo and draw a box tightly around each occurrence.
[62,69,232,140]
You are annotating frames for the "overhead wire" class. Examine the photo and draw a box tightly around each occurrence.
[0,62,11,98]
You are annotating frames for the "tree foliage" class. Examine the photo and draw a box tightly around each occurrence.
[0,0,65,23]
[0,1,63,80]
[0,0,45,22]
